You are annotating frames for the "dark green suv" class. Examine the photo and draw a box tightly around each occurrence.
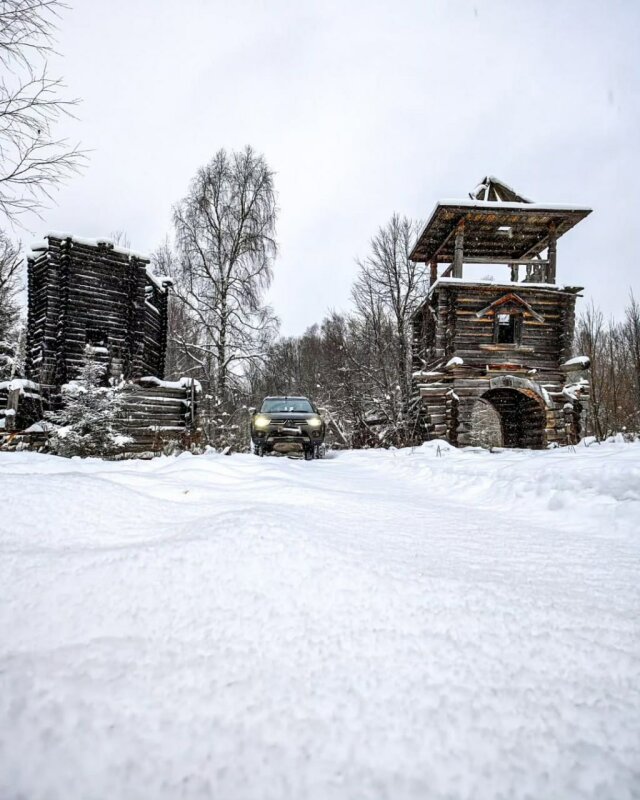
[250,396,325,459]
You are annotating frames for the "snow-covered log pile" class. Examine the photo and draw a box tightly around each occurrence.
[0,375,200,457]
[116,377,201,456]
[0,379,45,435]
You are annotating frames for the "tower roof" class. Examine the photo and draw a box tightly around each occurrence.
[410,178,591,263]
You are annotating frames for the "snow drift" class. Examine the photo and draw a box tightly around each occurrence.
[0,441,638,799]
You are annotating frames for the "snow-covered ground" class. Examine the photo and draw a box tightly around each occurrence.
[1,441,639,800]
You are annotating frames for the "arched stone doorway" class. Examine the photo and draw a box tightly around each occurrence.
[479,388,547,449]
[468,398,503,448]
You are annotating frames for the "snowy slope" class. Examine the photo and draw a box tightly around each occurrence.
[0,441,639,800]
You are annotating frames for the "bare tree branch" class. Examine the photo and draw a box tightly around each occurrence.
[0,0,86,224]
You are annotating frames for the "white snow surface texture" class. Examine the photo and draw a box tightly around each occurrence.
[1,441,639,800]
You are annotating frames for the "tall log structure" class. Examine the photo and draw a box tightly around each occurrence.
[0,234,200,455]
[410,177,591,448]
[25,233,171,386]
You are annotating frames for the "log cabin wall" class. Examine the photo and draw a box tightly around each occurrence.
[25,235,170,387]
[411,281,588,448]
[142,281,169,378]
[447,282,575,376]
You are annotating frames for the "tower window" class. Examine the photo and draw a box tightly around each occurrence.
[496,313,517,344]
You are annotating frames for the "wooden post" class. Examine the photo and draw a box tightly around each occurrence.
[509,263,519,282]
[547,222,557,284]
[453,220,465,279]
[430,260,438,286]
[6,388,19,431]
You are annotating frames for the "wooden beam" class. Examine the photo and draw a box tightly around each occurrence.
[430,259,438,285]
[547,222,557,283]
[426,221,460,264]
[453,220,465,279]
[461,257,550,265]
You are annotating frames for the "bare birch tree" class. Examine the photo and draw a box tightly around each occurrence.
[352,214,427,432]
[0,230,20,337]
[576,293,640,438]
[172,146,278,407]
[0,0,85,223]
[625,291,640,412]
[0,230,21,377]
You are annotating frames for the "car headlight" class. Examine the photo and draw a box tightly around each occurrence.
[307,416,322,428]
[253,414,271,429]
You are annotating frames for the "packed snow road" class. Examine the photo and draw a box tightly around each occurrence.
[1,440,639,800]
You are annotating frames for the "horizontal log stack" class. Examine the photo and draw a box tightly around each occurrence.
[115,379,200,457]
[411,280,589,448]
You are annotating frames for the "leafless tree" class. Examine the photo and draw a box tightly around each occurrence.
[351,214,427,435]
[576,293,640,438]
[0,230,22,376]
[625,291,640,411]
[172,146,278,410]
[0,230,20,337]
[576,301,606,438]
[109,229,131,249]
[0,0,85,223]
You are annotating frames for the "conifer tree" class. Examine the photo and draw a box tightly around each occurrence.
[45,347,128,457]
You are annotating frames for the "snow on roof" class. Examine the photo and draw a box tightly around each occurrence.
[410,197,592,262]
[145,266,173,292]
[435,199,592,213]
[0,378,41,394]
[469,175,533,203]
[27,232,151,262]
[562,356,591,369]
[138,376,201,392]
[427,277,580,297]
[23,420,55,433]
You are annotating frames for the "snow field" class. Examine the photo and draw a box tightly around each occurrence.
[0,441,639,799]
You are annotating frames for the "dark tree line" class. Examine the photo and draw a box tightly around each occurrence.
[575,293,640,439]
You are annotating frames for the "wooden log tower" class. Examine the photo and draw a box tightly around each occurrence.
[410,177,591,449]
[0,233,200,455]
[25,233,171,387]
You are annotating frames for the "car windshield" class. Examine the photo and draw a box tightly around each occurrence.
[261,398,314,414]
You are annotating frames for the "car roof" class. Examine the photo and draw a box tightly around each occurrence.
[263,395,310,401]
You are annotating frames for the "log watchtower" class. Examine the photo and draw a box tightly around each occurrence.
[25,233,171,390]
[410,177,591,448]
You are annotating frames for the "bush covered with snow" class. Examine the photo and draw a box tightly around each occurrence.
[44,348,130,458]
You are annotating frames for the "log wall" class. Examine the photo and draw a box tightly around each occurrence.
[412,282,588,448]
[115,380,199,456]
[25,235,170,387]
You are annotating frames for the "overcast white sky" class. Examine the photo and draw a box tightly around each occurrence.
[21,0,640,334]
